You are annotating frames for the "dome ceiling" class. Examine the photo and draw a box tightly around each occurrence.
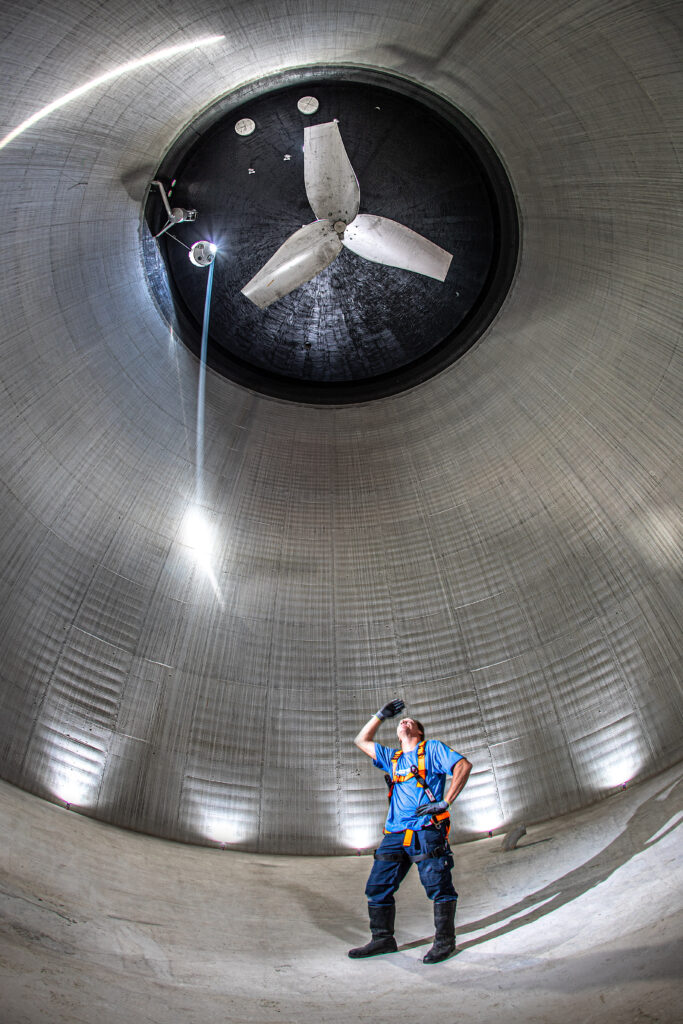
[144,71,518,402]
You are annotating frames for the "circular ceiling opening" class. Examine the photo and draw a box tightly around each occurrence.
[143,68,519,404]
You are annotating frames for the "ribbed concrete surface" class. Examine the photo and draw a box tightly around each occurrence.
[0,0,681,854]
[1,767,681,1024]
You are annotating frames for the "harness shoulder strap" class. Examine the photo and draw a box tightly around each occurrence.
[410,740,427,788]
[417,739,427,779]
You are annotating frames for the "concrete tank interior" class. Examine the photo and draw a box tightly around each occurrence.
[0,1,680,1021]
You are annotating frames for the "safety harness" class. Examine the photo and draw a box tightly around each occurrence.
[384,740,451,853]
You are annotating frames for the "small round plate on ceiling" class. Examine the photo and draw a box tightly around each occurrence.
[297,96,319,114]
[235,117,256,136]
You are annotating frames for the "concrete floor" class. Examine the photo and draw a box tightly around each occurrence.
[1,764,681,1024]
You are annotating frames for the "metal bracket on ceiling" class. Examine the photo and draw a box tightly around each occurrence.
[150,179,197,239]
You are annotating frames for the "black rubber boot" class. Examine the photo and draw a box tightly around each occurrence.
[423,900,456,963]
[348,904,398,958]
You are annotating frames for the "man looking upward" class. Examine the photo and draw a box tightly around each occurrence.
[349,699,472,964]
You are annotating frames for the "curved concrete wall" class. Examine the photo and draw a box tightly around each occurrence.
[0,0,680,853]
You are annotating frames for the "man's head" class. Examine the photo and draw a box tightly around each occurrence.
[396,717,425,742]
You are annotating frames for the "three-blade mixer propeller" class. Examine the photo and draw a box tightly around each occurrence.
[241,121,453,309]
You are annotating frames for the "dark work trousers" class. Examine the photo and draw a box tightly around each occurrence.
[365,825,458,907]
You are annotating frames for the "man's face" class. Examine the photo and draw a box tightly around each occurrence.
[397,718,422,741]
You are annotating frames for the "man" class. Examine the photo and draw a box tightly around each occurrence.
[348,698,472,963]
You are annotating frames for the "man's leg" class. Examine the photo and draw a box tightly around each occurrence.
[414,828,458,964]
[348,833,411,959]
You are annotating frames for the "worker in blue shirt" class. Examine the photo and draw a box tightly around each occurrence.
[348,698,472,963]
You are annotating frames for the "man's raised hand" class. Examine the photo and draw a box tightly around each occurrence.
[354,700,405,756]
[375,699,406,721]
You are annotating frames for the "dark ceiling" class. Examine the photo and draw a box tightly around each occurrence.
[145,70,518,402]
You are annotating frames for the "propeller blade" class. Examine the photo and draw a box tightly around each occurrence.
[241,221,342,309]
[304,121,360,226]
[342,214,453,281]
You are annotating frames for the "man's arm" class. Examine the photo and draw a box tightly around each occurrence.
[353,715,383,759]
[444,757,472,805]
[415,754,473,818]
[353,699,406,759]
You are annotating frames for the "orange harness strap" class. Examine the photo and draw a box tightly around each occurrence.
[386,742,451,837]
[390,740,427,785]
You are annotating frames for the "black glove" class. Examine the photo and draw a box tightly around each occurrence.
[415,799,449,817]
[375,699,405,721]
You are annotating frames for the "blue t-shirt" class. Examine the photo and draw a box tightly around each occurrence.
[373,739,463,833]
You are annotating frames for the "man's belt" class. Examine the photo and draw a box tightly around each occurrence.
[374,829,449,863]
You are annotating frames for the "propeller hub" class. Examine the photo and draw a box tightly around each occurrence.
[333,220,347,236]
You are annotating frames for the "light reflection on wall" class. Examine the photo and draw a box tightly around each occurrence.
[597,750,645,790]
[455,769,505,835]
[338,784,385,851]
[458,804,505,835]
[198,813,257,846]
[49,764,98,809]
[343,825,380,851]
[38,719,107,810]
[0,36,225,152]
[625,507,683,571]
[180,505,223,604]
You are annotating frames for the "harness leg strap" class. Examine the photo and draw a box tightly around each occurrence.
[409,846,446,863]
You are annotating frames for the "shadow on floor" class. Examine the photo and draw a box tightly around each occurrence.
[283,769,681,962]
[457,772,682,949]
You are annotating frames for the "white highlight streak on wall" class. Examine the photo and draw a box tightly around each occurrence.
[0,35,225,151]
